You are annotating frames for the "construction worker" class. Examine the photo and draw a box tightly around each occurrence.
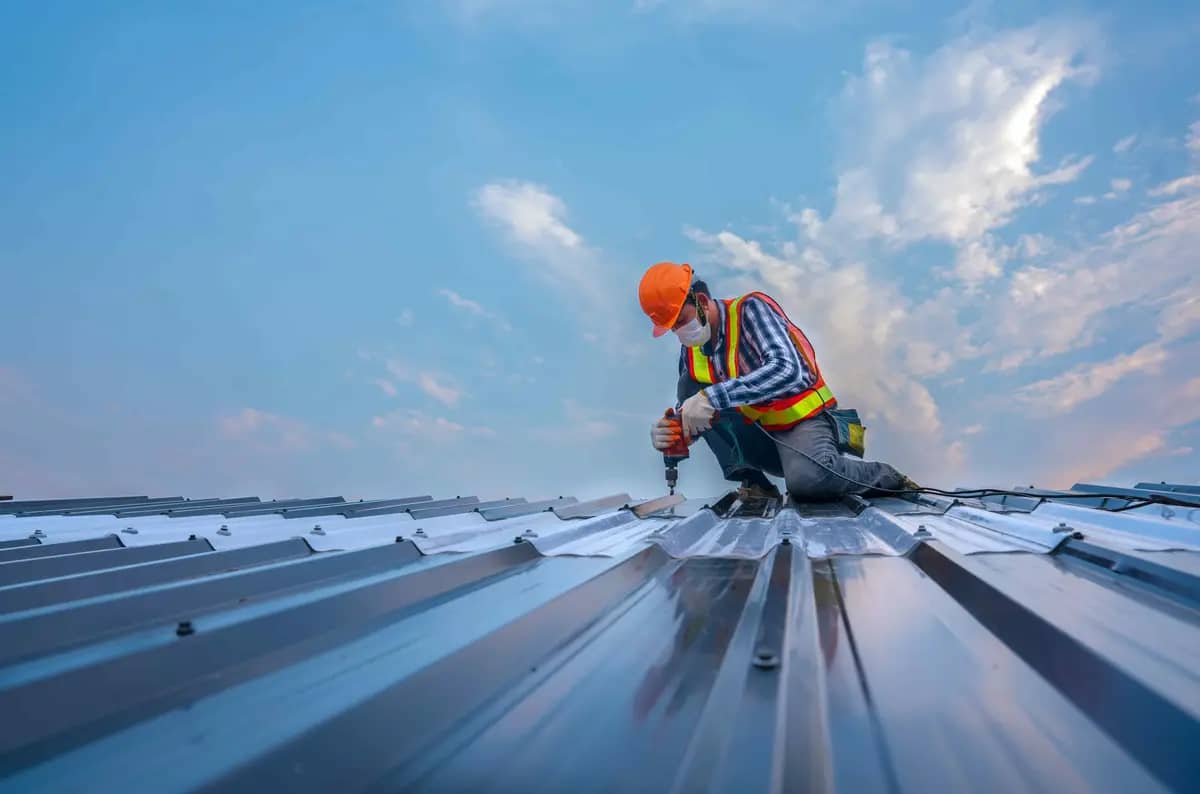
[639,261,916,501]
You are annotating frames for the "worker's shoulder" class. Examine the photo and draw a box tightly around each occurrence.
[737,291,786,316]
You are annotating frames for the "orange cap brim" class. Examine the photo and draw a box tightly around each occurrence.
[651,298,686,338]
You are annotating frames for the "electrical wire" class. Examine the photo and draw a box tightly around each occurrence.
[749,422,1194,513]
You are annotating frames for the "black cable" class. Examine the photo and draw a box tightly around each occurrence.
[748,421,1196,512]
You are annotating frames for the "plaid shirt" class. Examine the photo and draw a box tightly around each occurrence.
[677,295,816,410]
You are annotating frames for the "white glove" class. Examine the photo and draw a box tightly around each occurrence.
[651,416,677,451]
[680,391,716,438]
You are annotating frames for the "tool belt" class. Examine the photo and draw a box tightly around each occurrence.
[825,408,866,458]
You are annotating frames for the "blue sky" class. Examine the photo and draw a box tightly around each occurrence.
[2,0,1198,500]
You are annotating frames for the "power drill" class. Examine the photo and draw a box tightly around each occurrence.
[662,408,691,495]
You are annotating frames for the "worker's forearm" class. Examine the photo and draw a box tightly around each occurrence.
[705,358,802,409]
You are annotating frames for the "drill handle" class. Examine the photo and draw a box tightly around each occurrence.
[662,407,691,459]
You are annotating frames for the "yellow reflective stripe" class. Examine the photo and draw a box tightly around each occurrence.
[726,297,743,378]
[689,347,714,384]
[737,387,835,426]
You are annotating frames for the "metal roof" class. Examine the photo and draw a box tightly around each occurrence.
[1,482,1198,792]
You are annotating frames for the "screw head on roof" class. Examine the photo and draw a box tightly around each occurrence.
[32,529,46,537]
[1054,522,1073,533]
[752,648,780,670]
[217,524,231,536]
[395,536,405,543]
[414,528,427,537]
[1071,531,1085,540]
[310,524,325,536]
[522,529,538,538]
[513,536,525,544]
[122,527,138,534]
[176,621,195,637]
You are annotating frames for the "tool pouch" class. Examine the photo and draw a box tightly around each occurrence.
[826,408,866,458]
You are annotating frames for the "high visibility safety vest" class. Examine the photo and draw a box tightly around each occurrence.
[686,292,836,431]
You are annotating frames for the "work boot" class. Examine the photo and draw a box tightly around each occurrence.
[737,479,781,501]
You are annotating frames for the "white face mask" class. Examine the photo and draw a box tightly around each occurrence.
[675,316,711,347]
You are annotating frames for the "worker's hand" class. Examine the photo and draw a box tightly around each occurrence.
[651,416,678,451]
[680,391,716,438]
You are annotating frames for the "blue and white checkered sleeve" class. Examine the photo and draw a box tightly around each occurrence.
[705,297,813,409]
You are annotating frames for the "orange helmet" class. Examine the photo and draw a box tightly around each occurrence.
[638,262,693,337]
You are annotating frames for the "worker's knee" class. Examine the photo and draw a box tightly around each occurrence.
[783,459,843,501]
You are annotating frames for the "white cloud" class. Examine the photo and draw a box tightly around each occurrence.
[1015,343,1168,414]
[1158,295,1200,342]
[475,180,583,252]
[1113,134,1137,154]
[473,179,648,358]
[1102,179,1131,200]
[218,408,356,452]
[396,309,415,327]
[905,341,955,377]
[1148,174,1200,197]
[372,378,398,397]
[473,180,599,308]
[1046,376,1200,486]
[383,359,464,407]
[371,409,492,442]
[438,288,513,332]
[1016,233,1050,258]
[953,236,1007,284]
[416,372,461,406]
[1074,195,1098,205]
[681,34,1200,487]
[817,25,1094,270]
[1188,121,1200,153]
[991,191,1200,368]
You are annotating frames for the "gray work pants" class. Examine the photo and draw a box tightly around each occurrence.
[679,378,906,500]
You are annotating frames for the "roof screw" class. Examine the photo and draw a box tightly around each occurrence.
[310,524,325,536]
[217,524,231,536]
[1071,531,1084,540]
[513,536,525,544]
[1161,506,1175,519]
[753,648,780,670]
[522,529,538,538]
[32,529,46,538]
[176,620,195,637]
[395,536,405,543]
[1054,522,1073,533]
[414,528,427,538]
[781,536,791,546]
[122,527,138,534]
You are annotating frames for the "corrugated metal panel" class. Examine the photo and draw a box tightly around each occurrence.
[1,482,1198,792]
